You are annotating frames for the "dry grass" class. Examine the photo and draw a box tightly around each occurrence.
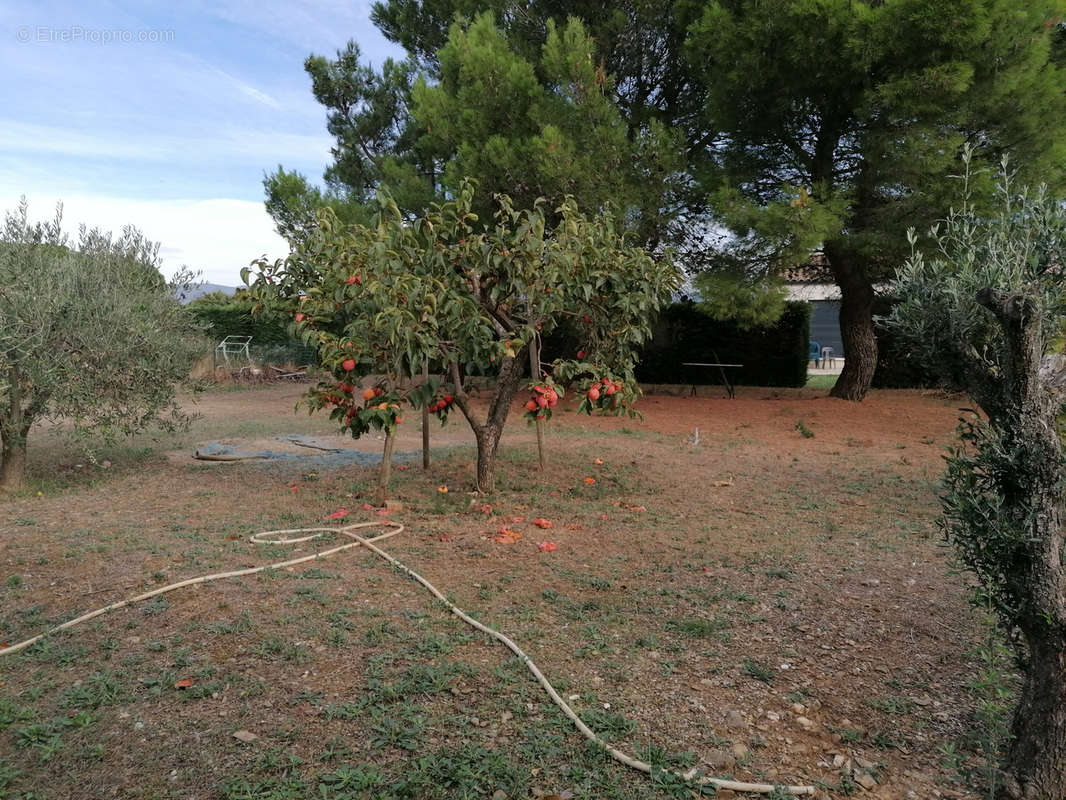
[0,385,986,799]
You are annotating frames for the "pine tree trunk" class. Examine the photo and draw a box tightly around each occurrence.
[825,243,878,402]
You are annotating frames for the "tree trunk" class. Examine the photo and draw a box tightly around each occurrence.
[422,360,430,470]
[0,436,28,493]
[0,381,32,494]
[1004,632,1066,799]
[374,428,397,506]
[1003,437,1066,800]
[462,352,526,494]
[473,424,503,493]
[974,289,1066,799]
[529,336,546,470]
[825,242,878,402]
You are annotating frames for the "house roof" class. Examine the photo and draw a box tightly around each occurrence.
[782,253,833,284]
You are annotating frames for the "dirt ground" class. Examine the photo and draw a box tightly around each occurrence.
[0,384,990,799]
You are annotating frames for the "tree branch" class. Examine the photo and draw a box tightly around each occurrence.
[976,288,1036,325]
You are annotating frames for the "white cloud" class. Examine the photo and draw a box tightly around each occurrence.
[204,64,283,110]
[4,190,290,286]
[194,0,386,55]
[0,119,332,167]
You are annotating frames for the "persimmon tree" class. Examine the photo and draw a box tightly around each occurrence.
[0,201,202,493]
[246,181,677,492]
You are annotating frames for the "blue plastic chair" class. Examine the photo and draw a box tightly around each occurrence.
[809,341,820,368]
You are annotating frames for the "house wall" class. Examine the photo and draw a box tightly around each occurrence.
[786,283,845,358]
[809,300,844,356]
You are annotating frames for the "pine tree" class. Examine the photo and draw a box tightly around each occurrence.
[688,0,1066,400]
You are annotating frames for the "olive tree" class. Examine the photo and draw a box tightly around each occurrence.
[247,181,677,493]
[0,201,203,493]
[888,160,1066,799]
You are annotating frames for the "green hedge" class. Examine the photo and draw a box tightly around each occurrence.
[635,301,810,387]
[186,303,317,364]
[185,302,291,344]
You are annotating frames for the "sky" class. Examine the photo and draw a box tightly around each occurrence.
[0,1,405,285]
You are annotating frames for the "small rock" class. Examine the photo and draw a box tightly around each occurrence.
[854,772,877,790]
[705,749,733,770]
[795,716,814,730]
[731,743,749,760]
[855,756,876,771]
[791,703,806,715]
[765,711,781,723]
[233,730,258,743]
[832,754,847,769]
[491,791,507,800]
[725,710,747,730]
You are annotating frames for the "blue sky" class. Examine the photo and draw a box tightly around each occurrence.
[1,1,404,284]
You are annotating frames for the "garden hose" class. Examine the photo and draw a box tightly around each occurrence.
[0,520,814,796]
